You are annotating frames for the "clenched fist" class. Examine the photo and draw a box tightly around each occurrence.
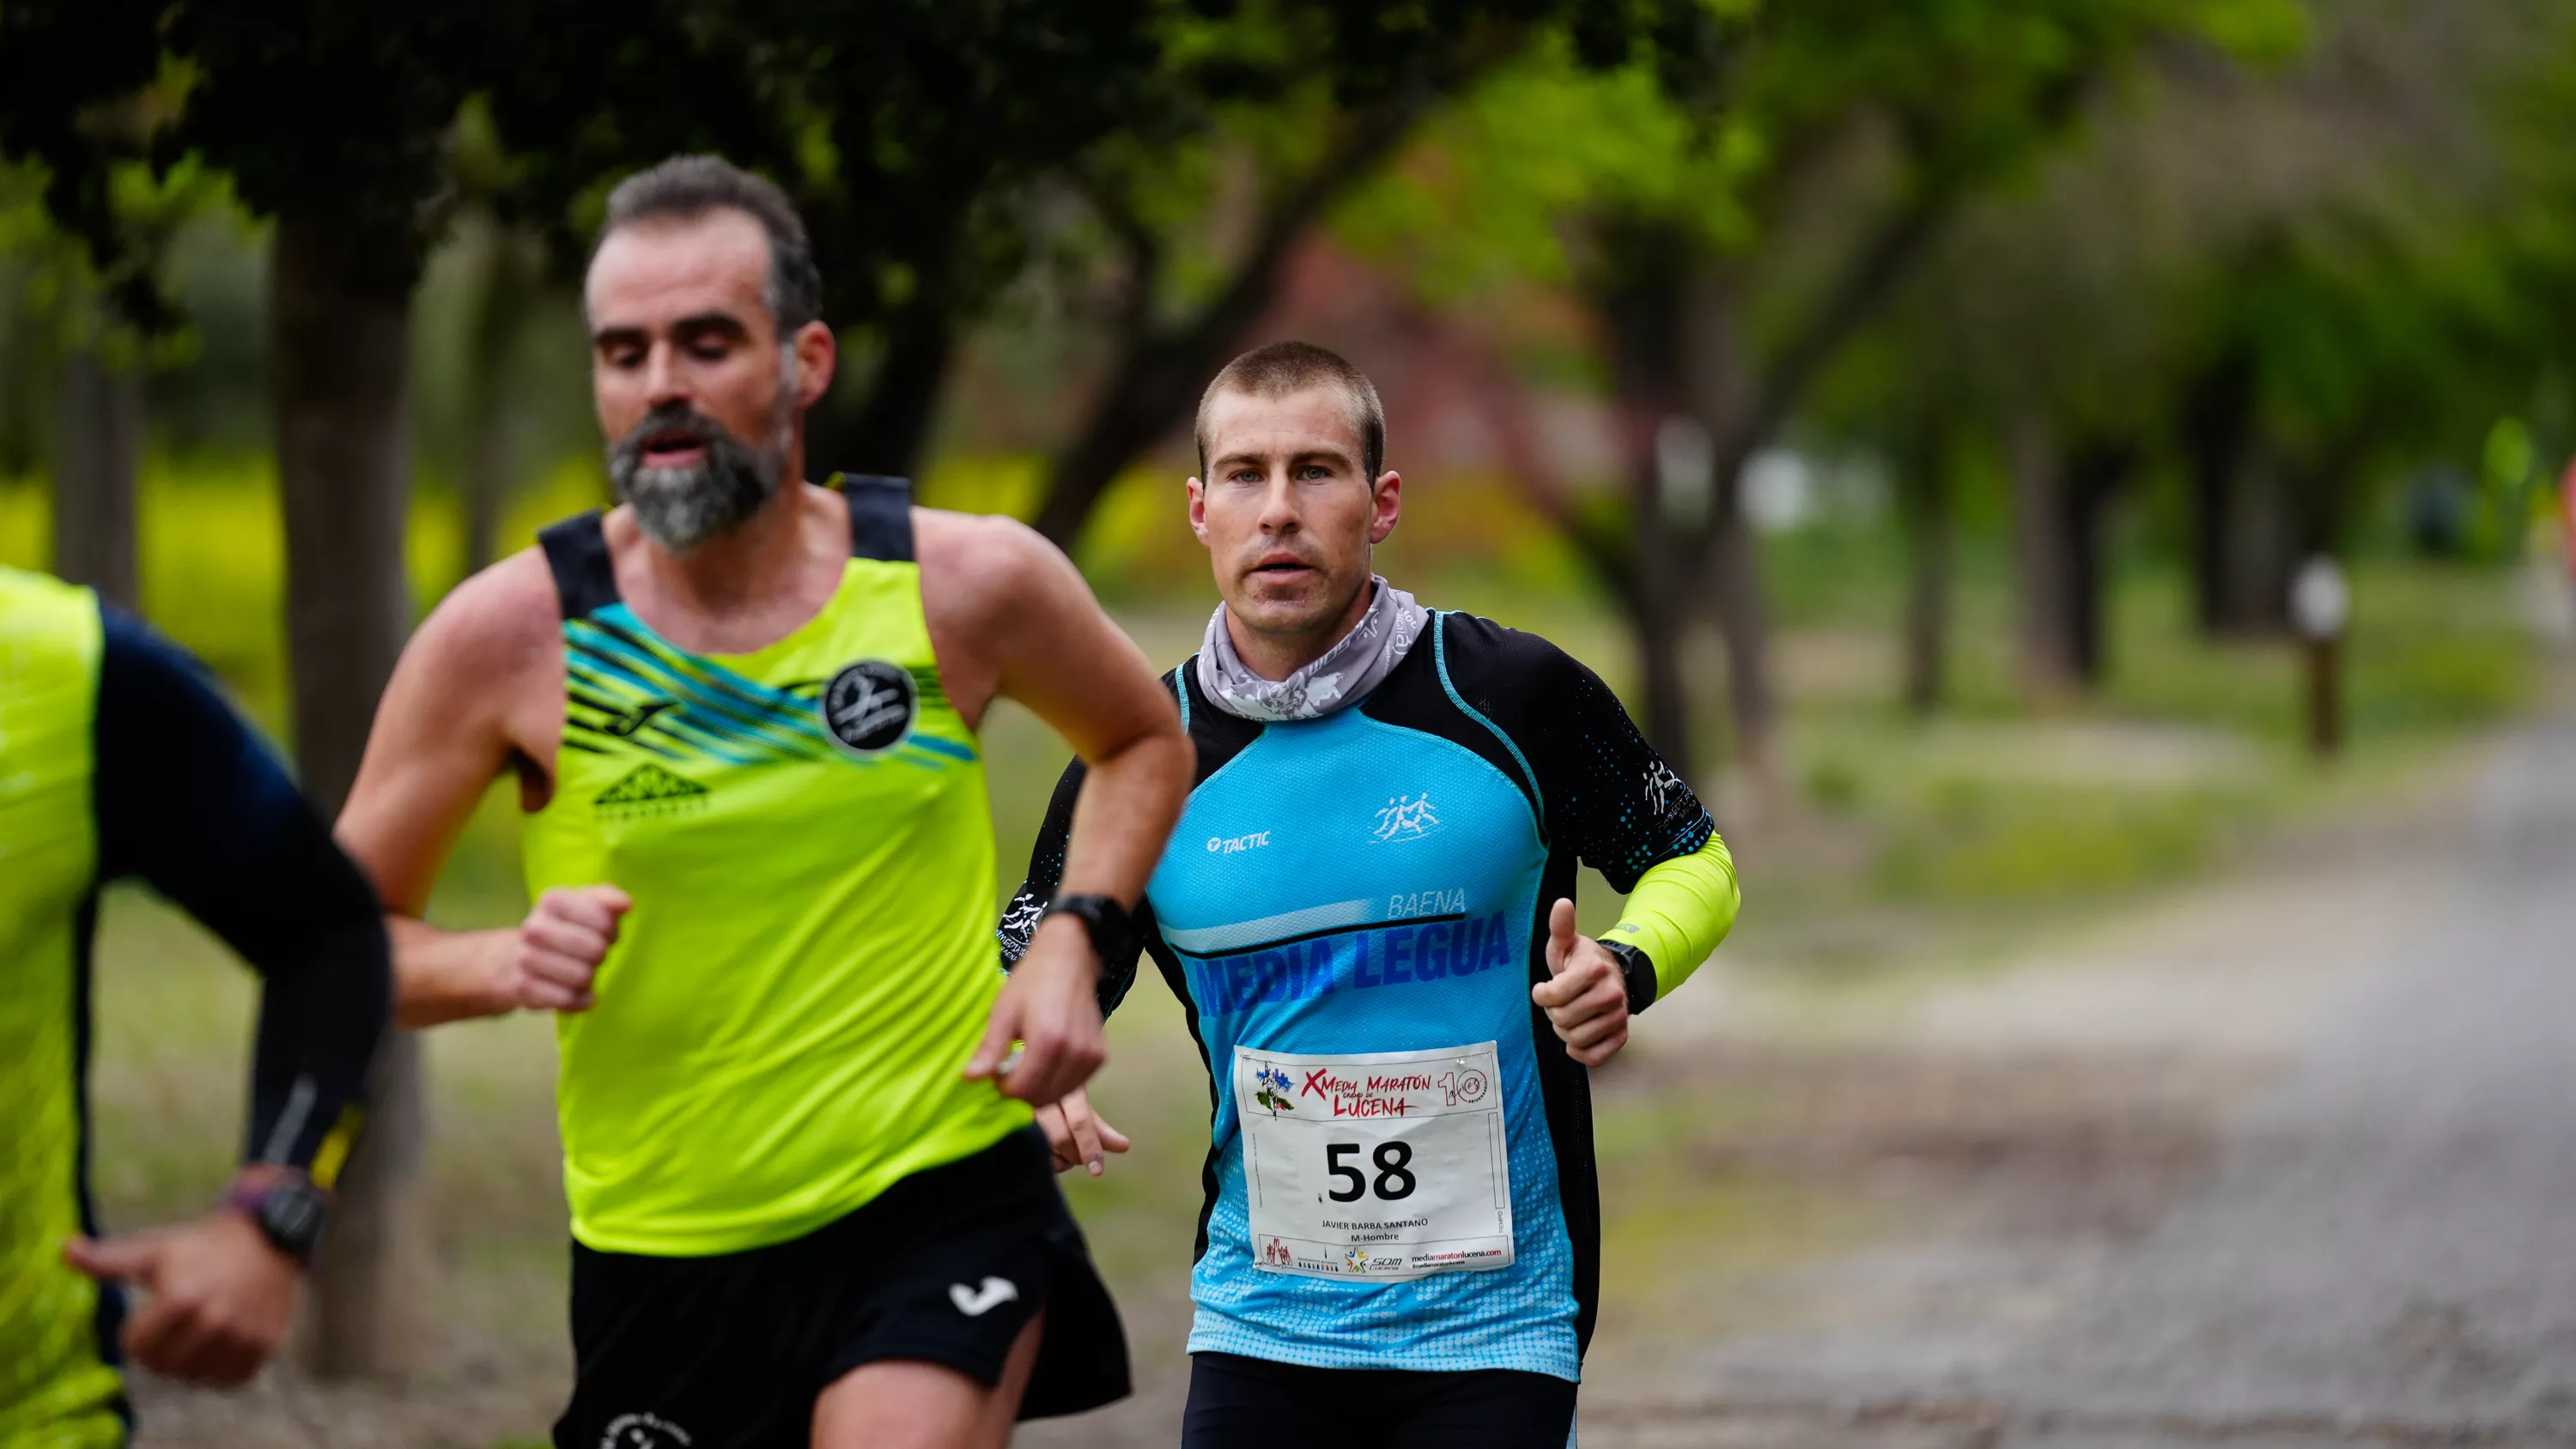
[510,884,631,1013]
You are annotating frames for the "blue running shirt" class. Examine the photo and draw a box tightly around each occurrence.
[1003,611,1718,1380]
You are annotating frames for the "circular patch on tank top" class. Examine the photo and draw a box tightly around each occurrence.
[820,658,917,756]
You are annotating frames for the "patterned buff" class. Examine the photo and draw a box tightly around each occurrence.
[1197,575,1431,722]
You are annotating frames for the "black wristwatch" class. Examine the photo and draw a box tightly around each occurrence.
[1599,938,1659,1016]
[222,1174,330,1264]
[1040,894,1137,970]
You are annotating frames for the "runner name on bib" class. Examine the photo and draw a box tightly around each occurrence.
[1233,1042,1514,1281]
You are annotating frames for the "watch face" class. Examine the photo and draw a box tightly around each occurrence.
[262,1185,325,1251]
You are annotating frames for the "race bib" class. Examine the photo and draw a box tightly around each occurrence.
[1233,1042,1514,1281]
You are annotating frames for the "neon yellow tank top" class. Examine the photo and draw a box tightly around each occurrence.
[521,482,1029,1257]
[0,568,124,1447]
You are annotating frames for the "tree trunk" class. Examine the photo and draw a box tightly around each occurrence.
[1625,445,1695,778]
[52,346,143,612]
[2221,465,2299,636]
[821,302,957,483]
[462,405,508,582]
[1706,470,1777,786]
[2014,423,2130,694]
[2183,346,2255,636]
[2011,417,2081,698]
[271,210,430,1379]
[461,223,540,579]
[1899,435,1953,715]
[2062,438,2132,688]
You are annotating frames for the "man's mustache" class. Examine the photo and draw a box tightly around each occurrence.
[613,404,742,462]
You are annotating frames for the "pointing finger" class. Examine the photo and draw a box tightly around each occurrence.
[1096,1115,1133,1155]
[64,1234,155,1285]
[1065,1094,1106,1176]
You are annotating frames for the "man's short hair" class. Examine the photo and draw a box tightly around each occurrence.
[1194,341,1386,483]
[595,155,823,335]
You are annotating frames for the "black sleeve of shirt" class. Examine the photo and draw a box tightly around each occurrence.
[92,606,392,1176]
[998,755,1151,1017]
[1436,613,1716,892]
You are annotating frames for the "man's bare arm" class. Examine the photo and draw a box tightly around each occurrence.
[335,551,562,1028]
[918,512,1191,904]
[920,512,1190,1105]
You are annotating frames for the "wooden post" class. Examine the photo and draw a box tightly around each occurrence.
[2290,555,2350,761]
[2306,634,2342,758]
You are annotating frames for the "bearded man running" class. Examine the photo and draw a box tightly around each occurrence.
[335,155,1190,1449]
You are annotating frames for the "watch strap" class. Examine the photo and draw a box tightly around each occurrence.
[1041,894,1136,970]
[1599,938,1658,1015]
[222,1175,327,1263]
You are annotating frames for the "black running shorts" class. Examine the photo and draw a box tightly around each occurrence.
[552,1126,1128,1449]
[1180,1350,1577,1449]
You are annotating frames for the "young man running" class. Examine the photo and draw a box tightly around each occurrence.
[333,156,1190,1449]
[1000,342,1740,1447]
[1,566,390,1443]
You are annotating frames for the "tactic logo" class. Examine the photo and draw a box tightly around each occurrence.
[821,658,916,756]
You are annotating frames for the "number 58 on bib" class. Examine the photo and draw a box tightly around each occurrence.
[1233,1042,1515,1281]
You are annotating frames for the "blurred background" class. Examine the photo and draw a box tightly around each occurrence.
[5,1,2576,1445]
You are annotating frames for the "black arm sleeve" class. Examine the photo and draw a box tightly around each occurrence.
[1440,614,1716,890]
[997,755,1152,1017]
[92,607,392,1179]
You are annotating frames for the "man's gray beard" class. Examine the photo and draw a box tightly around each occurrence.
[608,415,786,554]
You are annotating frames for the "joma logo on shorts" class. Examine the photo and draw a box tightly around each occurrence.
[600,1412,692,1449]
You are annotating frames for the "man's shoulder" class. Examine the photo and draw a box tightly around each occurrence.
[913,507,1054,583]
[1425,609,1590,707]
[411,546,562,677]
[912,507,1084,631]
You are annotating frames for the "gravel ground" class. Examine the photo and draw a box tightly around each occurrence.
[1584,712,2576,1449]
[124,712,2576,1449]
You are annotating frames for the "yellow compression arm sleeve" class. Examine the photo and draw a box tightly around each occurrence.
[1601,832,1740,1008]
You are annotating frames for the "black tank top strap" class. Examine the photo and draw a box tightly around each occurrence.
[538,511,621,621]
[841,474,915,563]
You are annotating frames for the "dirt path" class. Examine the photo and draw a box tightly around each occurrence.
[125,716,2575,1449]
[1579,714,2576,1448]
